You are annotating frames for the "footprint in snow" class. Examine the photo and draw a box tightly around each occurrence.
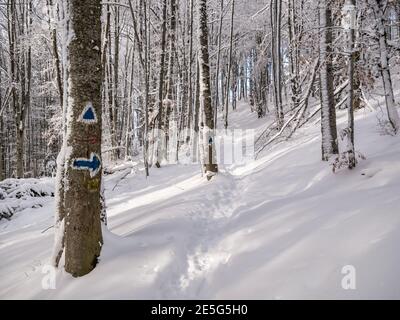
[360,168,382,178]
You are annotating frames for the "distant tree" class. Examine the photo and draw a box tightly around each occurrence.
[319,0,339,161]
[368,0,400,133]
[198,0,218,179]
[343,0,357,169]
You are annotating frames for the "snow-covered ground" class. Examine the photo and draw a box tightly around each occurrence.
[1,100,400,299]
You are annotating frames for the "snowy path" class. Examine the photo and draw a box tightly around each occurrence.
[1,104,400,299]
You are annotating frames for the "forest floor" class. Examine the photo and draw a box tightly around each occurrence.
[1,99,400,299]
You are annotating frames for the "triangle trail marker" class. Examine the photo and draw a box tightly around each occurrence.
[79,102,98,124]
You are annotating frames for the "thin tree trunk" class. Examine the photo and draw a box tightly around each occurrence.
[113,2,120,159]
[194,59,200,134]
[224,0,235,130]
[127,0,149,176]
[47,0,63,109]
[8,0,24,178]
[369,0,400,133]
[214,0,224,127]
[319,0,339,161]
[165,0,177,156]
[143,0,150,177]
[288,0,300,111]
[0,81,3,180]
[186,0,194,142]
[345,0,356,169]
[271,0,284,128]
[52,0,68,267]
[155,0,168,168]
[198,0,218,179]
[0,123,3,181]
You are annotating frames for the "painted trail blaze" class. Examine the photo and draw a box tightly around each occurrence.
[79,102,98,124]
[72,152,101,177]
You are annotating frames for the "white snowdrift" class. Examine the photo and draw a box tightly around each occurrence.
[0,178,54,221]
[0,103,400,299]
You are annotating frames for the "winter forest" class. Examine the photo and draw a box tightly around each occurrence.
[0,0,400,300]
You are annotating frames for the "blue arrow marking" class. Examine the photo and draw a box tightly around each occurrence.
[79,102,97,124]
[72,152,101,177]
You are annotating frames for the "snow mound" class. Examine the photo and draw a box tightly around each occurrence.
[1,103,400,299]
[0,178,54,221]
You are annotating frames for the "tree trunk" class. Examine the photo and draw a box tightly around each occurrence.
[165,0,177,156]
[0,113,3,181]
[113,2,120,159]
[194,59,200,134]
[344,0,356,169]
[271,0,284,128]
[319,0,339,161]
[288,0,300,111]
[0,56,3,181]
[155,0,168,168]
[8,0,24,178]
[186,0,194,142]
[369,0,400,133]
[47,0,63,109]
[214,0,224,127]
[61,0,103,277]
[224,0,235,129]
[198,0,218,179]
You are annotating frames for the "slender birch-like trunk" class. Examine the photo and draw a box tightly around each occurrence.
[369,0,400,133]
[319,0,339,161]
[224,0,235,130]
[198,0,218,179]
[344,0,356,169]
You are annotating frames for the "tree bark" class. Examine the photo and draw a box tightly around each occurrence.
[288,0,300,111]
[165,0,177,155]
[47,0,63,109]
[224,0,235,129]
[186,0,194,142]
[214,0,224,127]
[8,0,24,178]
[198,0,218,178]
[62,0,103,277]
[369,0,400,133]
[271,0,284,128]
[319,0,339,161]
[113,2,120,159]
[344,0,356,169]
[155,0,168,167]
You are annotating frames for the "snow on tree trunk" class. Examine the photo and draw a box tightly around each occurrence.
[8,0,24,178]
[0,121,3,181]
[155,0,168,168]
[344,0,356,169]
[52,0,70,268]
[197,0,218,179]
[288,0,300,111]
[186,0,194,142]
[369,0,400,134]
[319,0,339,161]
[271,0,284,129]
[224,0,235,130]
[47,0,64,110]
[214,0,224,128]
[55,0,103,277]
